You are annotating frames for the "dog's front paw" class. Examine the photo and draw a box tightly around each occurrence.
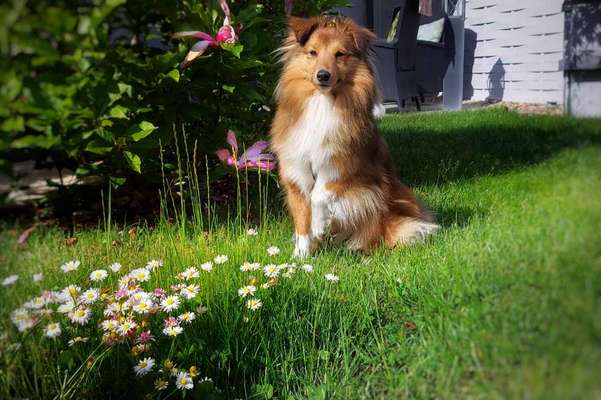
[293,234,314,259]
[311,215,329,241]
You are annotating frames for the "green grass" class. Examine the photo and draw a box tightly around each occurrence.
[1,108,600,399]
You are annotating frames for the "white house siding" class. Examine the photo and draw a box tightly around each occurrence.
[465,0,565,104]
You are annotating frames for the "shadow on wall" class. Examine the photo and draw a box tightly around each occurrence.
[564,3,601,69]
[487,58,505,101]
[463,29,477,100]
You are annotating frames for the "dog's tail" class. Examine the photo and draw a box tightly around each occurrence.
[383,184,439,247]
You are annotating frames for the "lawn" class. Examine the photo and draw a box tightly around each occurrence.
[1,108,600,399]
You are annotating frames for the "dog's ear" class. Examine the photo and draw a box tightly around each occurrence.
[350,24,376,54]
[288,16,319,46]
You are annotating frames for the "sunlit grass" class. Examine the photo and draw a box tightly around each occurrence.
[1,109,600,399]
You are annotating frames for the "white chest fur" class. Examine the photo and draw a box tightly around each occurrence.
[279,93,341,196]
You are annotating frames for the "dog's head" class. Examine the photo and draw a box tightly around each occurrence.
[284,16,376,93]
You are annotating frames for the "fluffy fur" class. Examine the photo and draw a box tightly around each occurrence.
[271,16,438,257]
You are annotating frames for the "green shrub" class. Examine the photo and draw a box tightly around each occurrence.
[0,0,346,190]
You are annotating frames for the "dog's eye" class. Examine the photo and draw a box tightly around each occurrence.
[309,50,318,57]
[335,51,346,58]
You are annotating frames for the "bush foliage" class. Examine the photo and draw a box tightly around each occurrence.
[0,0,346,189]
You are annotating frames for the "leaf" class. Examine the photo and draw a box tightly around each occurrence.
[166,69,180,82]
[117,82,132,97]
[221,43,244,58]
[85,140,113,155]
[128,121,157,142]
[110,176,127,187]
[109,105,129,119]
[123,151,142,173]
[222,85,235,93]
[1,116,25,132]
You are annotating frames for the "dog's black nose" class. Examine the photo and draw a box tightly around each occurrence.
[316,70,331,83]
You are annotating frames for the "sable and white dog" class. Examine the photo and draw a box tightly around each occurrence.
[271,16,438,258]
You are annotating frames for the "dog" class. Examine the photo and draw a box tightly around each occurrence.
[270,16,438,258]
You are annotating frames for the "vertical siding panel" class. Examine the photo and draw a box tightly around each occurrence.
[464,0,564,103]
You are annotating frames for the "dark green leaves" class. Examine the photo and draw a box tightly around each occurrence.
[128,121,157,142]
[123,151,142,173]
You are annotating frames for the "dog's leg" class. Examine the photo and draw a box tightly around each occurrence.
[311,177,336,241]
[284,181,314,258]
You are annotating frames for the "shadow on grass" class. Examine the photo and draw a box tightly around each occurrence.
[380,109,601,187]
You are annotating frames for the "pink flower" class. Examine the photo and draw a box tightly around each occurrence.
[216,130,276,172]
[115,288,129,300]
[164,317,179,328]
[216,25,237,44]
[153,288,166,299]
[136,330,156,344]
[173,0,238,69]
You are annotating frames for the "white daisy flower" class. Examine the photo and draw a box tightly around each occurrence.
[69,307,92,325]
[214,255,228,264]
[90,269,109,282]
[100,319,119,332]
[175,371,194,390]
[240,262,261,272]
[32,273,44,282]
[302,264,314,273]
[2,275,19,286]
[16,319,36,332]
[129,268,151,282]
[181,284,200,300]
[263,264,280,278]
[145,259,163,271]
[132,299,154,314]
[24,296,47,309]
[109,262,122,273]
[60,260,80,273]
[160,295,180,312]
[39,308,54,316]
[57,285,81,303]
[179,267,200,280]
[79,288,100,304]
[44,323,62,338]
[246,228,258,236]
[246,298,262,311]
[200,262,213,272]
[267,246,280,256]
[104,301,129,317]
[162,325,183,337]
[68,336,89,346]
[11,308,31,324]
[57,301,75,314]
[130,291,151,303]
[178,312,196,324]
[324,273,339,282]
[282,269,296,279]
[134,357,155,376]
[116,319,137,336]
[237,285,256,298]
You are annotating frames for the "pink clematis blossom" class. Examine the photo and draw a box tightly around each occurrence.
[216,130,276,172]
[173,0,238,69]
